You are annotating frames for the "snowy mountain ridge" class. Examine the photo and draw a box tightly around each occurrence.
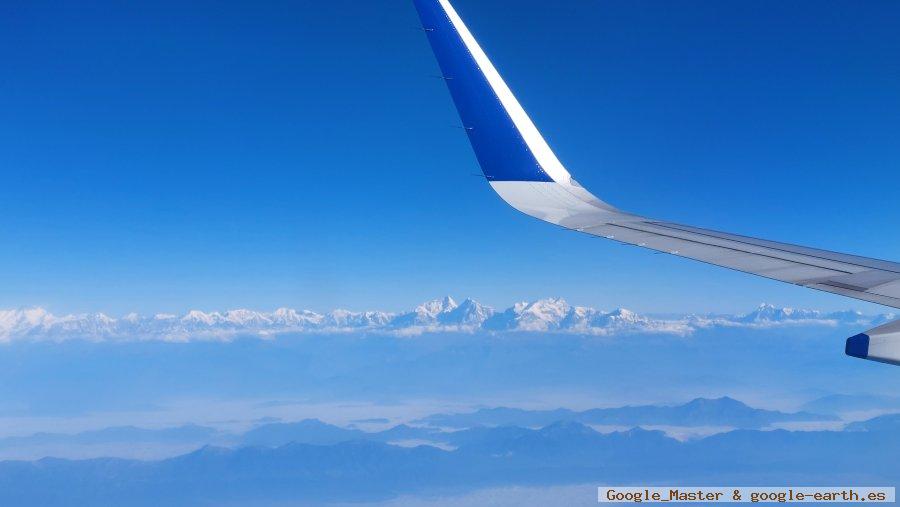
[0,299,892,342]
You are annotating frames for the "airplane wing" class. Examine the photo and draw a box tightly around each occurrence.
[412,0,900,365]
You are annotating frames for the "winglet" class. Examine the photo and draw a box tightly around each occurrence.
[412,0,572,184]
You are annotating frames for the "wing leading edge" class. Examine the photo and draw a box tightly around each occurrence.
[412,0,900,364]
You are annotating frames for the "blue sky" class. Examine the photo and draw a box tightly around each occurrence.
[2,0,899,315]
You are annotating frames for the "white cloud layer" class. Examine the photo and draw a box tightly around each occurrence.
[0,297,894,343]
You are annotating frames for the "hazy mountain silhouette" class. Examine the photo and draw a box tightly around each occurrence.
[239,419,441,447]
[0,425,216,450]
[845,413,900,432]
[802,393,900,414]
[418,397,835,429]
[1,421,897,506]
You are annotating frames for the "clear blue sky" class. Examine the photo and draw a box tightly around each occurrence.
[2,0,899,315]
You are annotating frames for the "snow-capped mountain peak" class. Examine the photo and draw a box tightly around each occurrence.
[439,298,495,326]
[391,296,461,328]
[181,310,222,326]
[417,296,458,316]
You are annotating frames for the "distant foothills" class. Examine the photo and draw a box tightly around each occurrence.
[2,396,900,506]
[1,297,894,342]
[0,397,845,460]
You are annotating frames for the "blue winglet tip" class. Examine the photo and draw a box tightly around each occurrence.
[845,333,870,359]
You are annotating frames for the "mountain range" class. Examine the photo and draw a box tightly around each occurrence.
[1,420,897,507]
[0,298,892,342]
[416,396,836,429]
[0,397,851,461]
